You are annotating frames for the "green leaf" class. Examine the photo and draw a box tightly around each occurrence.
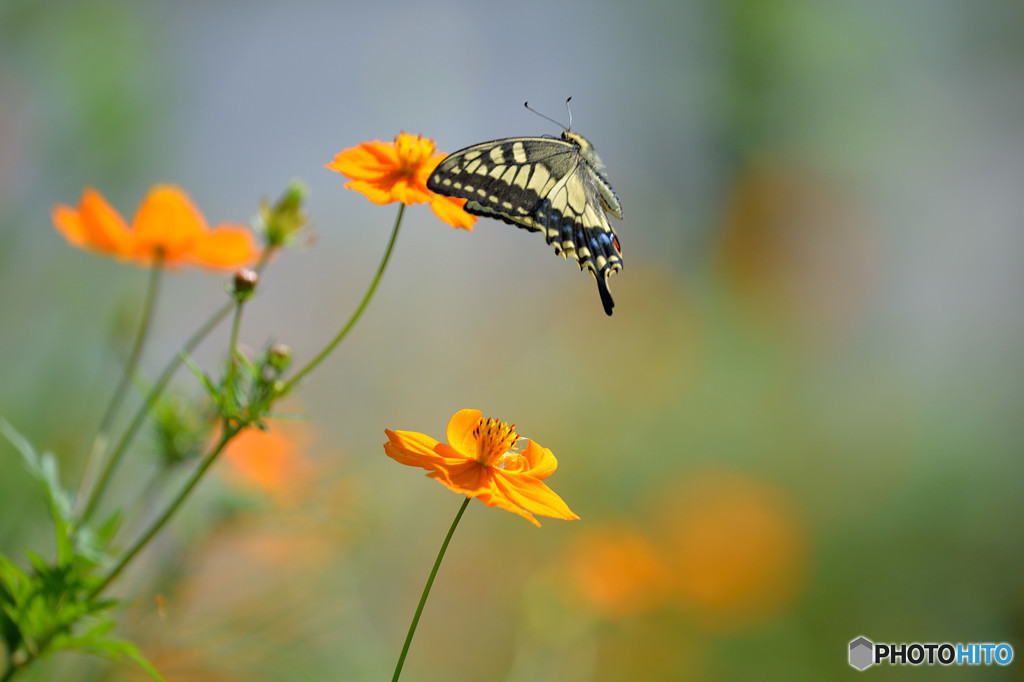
[24,551,49,576]
[0,419,77,564]
[0,549,160,679]
[0,554,27,655]
[0,418,39,469]
[0,441,159,679]
[180,350,218,398]
[0,554,31,598]
[38,452,74,524]
[72,511,121,566]
[233,346,257,374]
[54,618,167,682]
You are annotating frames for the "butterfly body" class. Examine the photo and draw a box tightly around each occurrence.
[427,130,623,315]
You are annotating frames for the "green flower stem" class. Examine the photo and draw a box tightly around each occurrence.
[392,495,471,682]
[76,261,163,506]
[78,248,277,525]
[223,297,245,410]
[89,424,240,599]
[282,203,404,394]
[78,299,230,524]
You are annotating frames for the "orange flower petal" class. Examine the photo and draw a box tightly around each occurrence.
[426,459,487,492]
[384,429,470,472]
[416,154,444,183]
[420,154,475,228]
[474,478,544,526]
[51,205,89,248]
[51,188,134,256]
[384,428,440,469]
[521,439,558,480]
[446,409,483,459]
[189,226,260,269]
[389,177,432,206]
[489,471,579,523]
[343,177,404,205]
[78,188,133,254]
[429,194,476,230]
[326,141,400,180]
[131,185,205,263]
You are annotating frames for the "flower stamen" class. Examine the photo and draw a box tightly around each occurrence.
[473,417,519,467]
[394,132,434,174]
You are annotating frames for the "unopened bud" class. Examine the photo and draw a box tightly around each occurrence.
[267,343,292,373]
[260,180,310,248]
[232,268,259,300]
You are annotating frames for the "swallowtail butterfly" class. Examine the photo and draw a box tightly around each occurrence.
[427,109,623,315]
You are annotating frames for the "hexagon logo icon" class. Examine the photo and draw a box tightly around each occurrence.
[849,636,874,670]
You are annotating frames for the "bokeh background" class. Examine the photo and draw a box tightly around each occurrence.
[2,1,1023,680]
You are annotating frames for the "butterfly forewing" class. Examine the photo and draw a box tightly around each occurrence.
[427,131,623,315]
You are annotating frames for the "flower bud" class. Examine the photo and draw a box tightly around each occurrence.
[267,343,292,373]
[232,268,259,300]
[260,180,310,248]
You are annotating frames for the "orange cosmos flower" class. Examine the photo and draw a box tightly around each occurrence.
[222,423,314,507]
[660,471,808,631]
[384,409,578,526]
[52,185,259,269]
[326,132,476,230]
[560,525,674,619]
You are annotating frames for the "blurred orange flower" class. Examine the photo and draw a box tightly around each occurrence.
[222,424,313,506]
[326,132,476,230]
[660,471,809,630]
[384,409,578,526]
[561,525,673,619]
[52,185,259,269]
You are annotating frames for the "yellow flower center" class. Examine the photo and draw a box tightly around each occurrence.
[393,132,435,174]
[473,417,522,469]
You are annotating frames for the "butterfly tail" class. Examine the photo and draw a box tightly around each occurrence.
[597,274,615,316]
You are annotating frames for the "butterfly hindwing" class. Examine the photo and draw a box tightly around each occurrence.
[427,131,623,315]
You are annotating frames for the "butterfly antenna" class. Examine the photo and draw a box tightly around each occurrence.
[565,97,573,130]
[524,100,570,131]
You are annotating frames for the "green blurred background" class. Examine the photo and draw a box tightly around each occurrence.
[2,1,1023,680]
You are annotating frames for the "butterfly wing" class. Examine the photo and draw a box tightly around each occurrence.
[427,135,623,315]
